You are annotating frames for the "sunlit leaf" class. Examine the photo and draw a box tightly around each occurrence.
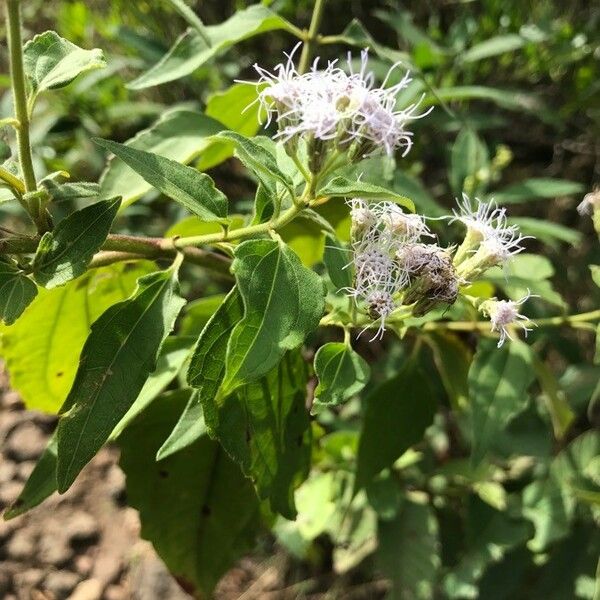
[313,342,370,408]
[0,263,153,412]
[33,198,120,288]
[128,5,297,89]
[56,266,186,491]
[99,109,224,206]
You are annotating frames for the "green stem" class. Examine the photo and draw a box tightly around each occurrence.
[420,309,600,332]
[166,0,211,47]
[298,0,328,75]
[173,200,305,249]
[6,0,49,233]
[7,0,35,193]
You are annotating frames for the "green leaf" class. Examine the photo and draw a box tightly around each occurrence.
[313,342,370,408]
[509,217,583,248]
[0,262,37,325]
[99,109,224,207]
[468,338,535,465]
[32,198,120,288]
[5,335,193,518]
[180,293,227,336]
[207,351,311,519]
[336,19,412,65]
[425,86,547,116]
[0,263,153,412]
[222,239,324,394]
[216,132,294,196]
[55,267,186,492]
[450,128,489,195]
[443,499,531,598]
[279,216,325,268]
[23,31,105,106]
[461,34,525,63]
[524,431,600,553]
[356,360,437,489]
[110,336,194,440]
[94,139,227,221]
[118,392,260,597]
[188,287,243,401]
[197,83,262,171]
[523,476,574,553]
[318,176,415,212]
[41,180,100,202]
[188,290,312,518]
[493,178,584,204]
[128,5,296,89]
[377,499,441,600]
[323,235,352,290]
[156,391,207,461]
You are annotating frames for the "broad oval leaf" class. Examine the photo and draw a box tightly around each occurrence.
[318,176,415,212]
[23,31,105,105]
[313,342,370,408]
[222,239,325,394]
[33,198,120,288]
[118,392,261,597]
[468,338,535,465]
[0,262,153,412]
[356,359,437,489]
[0,262,37,325]
[94,139,227,221]
[56,266,186,492]
[99,109,224,206]
[208,351,311,519]
[128,5,296,89]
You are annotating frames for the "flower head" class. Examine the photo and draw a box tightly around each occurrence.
[452,195,529,279]
[480,294,534,347]
[245,47,431,166]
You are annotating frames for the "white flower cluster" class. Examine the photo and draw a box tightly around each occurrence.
[249,46,430,163]
[345,194,533,344]
[347,199,456,340]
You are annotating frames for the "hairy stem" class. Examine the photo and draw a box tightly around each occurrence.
[298,0,328,74]
[6,0,50,233]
